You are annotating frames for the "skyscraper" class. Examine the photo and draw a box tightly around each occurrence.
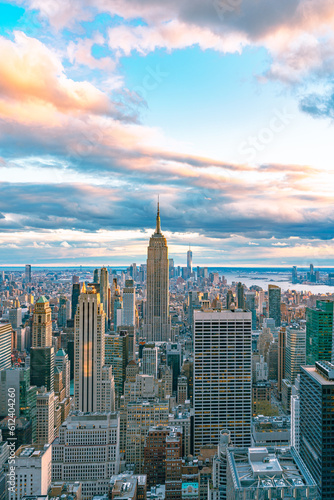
[277,326,286,398]
[25,264,31,283]
[187,247,192,274]
[281,327,306,412]
[71,282,80,320]
[93,268,100,283]
[30,296,55,392]
[0,323,12,371]
[122,279,136,327]
[144,203,170,342]
[306,300,333,364]
[32,296,52,348]
[237,282,245,309]
[74,284,115,412]
[268,284,281,327]
[100,267,109,329]
[300,361,334,499]
[193,310,252,454]
[142,346,158,378]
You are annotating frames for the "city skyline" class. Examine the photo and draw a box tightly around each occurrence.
[0,1,334,266]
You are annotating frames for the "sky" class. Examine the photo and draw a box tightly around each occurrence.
[0,0,333,267]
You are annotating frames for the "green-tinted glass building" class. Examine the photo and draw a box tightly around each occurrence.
[30,346,55,392]
[306,300,333,364]
[105,331,129,399]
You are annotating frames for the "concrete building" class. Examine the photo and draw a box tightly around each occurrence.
[9,306,22,330]
[110,473,147,500]
[252,416,290,448]
[193,310,252,454]
[8,444,52,500]
[52,412,120,500]
[143,426,182,489]
[282,327,306,412]
[36,389,54,445]
[142,346,158,378]
[48,481,82,499]
[126,400,169,472]
[278,327,286,398]
[226,446,318,499]
[169,408,192,457]
[122,279,136,327]
[74,284,115,413]
[177,375,188,405]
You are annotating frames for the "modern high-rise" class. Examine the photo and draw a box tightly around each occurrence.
[0,367,37,443]
[52,412,120,500]
[282,327,306,411]
[306,300,333,364]
[71,282,80,320]
[0,323,12,371]
[277,327,286,398]
[32,296,52,348]
[30,346,55,392]
[268,284,281,327]
[93,268,100,283]
[245,291,256,329]
[100,266,109,328]
[9,306,22,331]
[237,282,245,309]
[105,331,129,403]
[193,310,252,454]
[122,279,136,327]
[291,376,300,452]
[143,203,170,342]
[142,346,158,378]
[74,284,115,412]
[187,247,192,274]
[25,264,32,283]
[166,342,182,393]
[300,361,334,499]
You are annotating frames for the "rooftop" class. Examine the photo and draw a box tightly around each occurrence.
[301,365,334,386]
[227,446,318,494]
[36,296,48,304]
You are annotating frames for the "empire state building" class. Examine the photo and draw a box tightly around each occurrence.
[144,203,171,342]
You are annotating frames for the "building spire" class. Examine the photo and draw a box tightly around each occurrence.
[156,197,161,234]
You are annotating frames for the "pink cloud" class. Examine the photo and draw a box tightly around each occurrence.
[0,32,117,117]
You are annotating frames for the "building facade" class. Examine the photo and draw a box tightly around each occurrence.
[300,361,334,500]
[193,310,252,454]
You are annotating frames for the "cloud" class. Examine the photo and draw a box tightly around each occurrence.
[0,173,333,244]
[300,89,334,119]
[0,31,134,121]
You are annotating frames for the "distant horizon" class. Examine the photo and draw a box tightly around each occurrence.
[1,264,334,270]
